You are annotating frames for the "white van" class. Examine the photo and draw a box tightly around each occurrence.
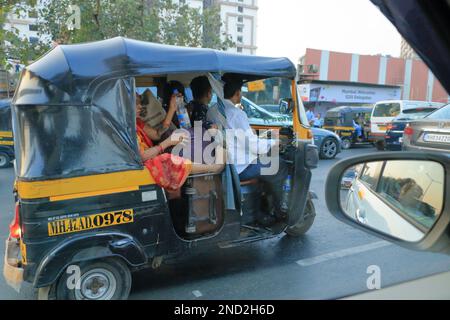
[370,100,444,150]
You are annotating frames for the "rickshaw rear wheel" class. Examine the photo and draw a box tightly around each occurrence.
[285,199,316,237]
[341,138,352,150]
[0,152,11,168]
[48,258,132,300]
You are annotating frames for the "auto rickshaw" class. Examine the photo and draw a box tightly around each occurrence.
[323,106,373,149]
[3,37,318,300]
[0,99,14,168]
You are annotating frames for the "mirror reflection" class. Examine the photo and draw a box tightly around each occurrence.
[340,160,445,242]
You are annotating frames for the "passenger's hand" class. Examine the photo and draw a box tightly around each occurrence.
[169,131,189,147]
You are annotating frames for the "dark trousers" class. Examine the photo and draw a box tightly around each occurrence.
[239,156,289,214]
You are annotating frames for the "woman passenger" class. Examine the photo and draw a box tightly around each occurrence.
[135,93,225,191]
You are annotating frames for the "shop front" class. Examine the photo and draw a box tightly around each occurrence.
[299,80,401,116]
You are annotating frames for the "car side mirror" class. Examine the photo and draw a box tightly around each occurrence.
[326,152,450,254]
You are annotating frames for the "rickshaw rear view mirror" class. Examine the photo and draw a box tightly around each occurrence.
[326,152,450,254]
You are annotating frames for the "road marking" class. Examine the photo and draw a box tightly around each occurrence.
[192,290,203,298]
[296,241,391,267]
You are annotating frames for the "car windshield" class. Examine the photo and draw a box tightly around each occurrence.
[373,103,401,117]
[395,108,439,121]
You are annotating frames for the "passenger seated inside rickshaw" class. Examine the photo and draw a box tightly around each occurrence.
[135,77,226,239]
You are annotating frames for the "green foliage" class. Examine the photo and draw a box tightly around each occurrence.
[1,0,234,68]
[1,0,49,69]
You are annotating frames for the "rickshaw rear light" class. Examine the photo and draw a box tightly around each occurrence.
[9,204,21,239]
[307,129,313,140]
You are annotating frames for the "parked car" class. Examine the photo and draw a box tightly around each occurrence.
[370,100,444,150]
[259,104,281,114]
[241,97,342,159]
[403,103,450,153]
[385,106,441,150]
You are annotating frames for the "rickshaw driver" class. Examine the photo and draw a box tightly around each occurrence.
[208,78,290,222]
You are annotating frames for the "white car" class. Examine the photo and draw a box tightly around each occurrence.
[343,160,443,242]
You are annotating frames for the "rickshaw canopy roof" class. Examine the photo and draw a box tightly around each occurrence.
[13,37,296,106]
[326,106,373,117]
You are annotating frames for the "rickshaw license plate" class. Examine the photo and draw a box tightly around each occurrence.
[378,125,387,131]
[48,209,134,236]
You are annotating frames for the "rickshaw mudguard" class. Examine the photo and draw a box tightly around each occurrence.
[32,232,147,288]
[287,142,318,226]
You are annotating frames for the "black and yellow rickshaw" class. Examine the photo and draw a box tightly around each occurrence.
[0,99,14,168]
[3,37,318,300]
[323,106,373,149]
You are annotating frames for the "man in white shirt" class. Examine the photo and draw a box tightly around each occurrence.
[207,78,289,223]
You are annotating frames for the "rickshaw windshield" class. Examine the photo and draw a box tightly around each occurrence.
[241,77,308,125]
[12,37,297,181]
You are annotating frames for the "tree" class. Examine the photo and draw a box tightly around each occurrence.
[37,0,233,48]
[0,0,48,69]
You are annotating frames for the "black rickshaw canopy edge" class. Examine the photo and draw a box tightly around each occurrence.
[12,37,297,106]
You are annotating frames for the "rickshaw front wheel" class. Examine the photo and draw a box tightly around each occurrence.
[47,258,132,300]
[285,199,316,237]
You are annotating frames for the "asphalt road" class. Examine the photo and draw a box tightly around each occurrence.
[1,146,450,300]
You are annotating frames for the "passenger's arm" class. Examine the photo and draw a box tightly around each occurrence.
[141,133,186,162]
[233,112,276,156]
[163,95,177,128]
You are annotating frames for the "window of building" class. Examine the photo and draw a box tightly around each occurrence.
[238,6,244,13]
[29,24,38,32]
[237,25,243,33]
[237,36,243,43]
[29,36,39,44]
[237,47,243,53]
[238,16,244,23]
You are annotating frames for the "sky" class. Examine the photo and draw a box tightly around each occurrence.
[257,0,402,63]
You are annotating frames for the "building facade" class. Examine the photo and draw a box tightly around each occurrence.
[205,0,258,55]
[400,38,420,60]
[3,6,40,44]
[299,48,449,104]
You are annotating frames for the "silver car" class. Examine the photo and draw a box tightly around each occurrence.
[403,103,450,153]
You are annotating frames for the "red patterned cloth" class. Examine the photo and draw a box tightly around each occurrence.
[137,118,191,191]
[144,153,192,191]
